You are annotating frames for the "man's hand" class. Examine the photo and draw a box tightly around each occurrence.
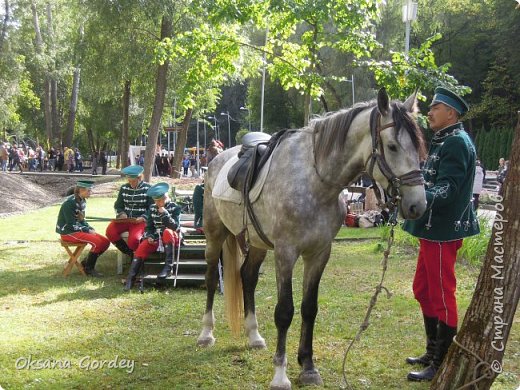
[117,212,128,219]
[147,237,155,244]
[88,229,95,233]
[158,207,166,214]
[135,217,145,223]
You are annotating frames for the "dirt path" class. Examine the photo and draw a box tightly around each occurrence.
[0,172,202,217]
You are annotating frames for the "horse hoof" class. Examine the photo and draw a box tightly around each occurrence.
[249,338,267,349]
[197,336,215,347]
[269,381,291,390]
[298,369,323,386]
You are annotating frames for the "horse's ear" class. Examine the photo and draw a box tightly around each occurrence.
[404,90,419,114]
[377,88,390,115]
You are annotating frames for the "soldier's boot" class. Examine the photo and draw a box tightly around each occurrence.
[124,258,144,291]
[81,252,103,277]
[407,321,457,381]
[113,239,134,258]
[158,244,174,279]
[406,315,438,366]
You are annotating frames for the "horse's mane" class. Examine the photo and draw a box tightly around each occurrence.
[311,100,426,163]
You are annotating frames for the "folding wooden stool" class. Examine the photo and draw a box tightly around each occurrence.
[60,240,87,276]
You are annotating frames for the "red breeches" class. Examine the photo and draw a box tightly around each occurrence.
[134,229,179,260]
[105,221,146,251]
[60,232,110,254]
[413,239,463,327]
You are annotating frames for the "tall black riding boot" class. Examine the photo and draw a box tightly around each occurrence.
[406,315,438,366]
[407,321,457,381]
[81,252,103,277]
[124,258,144,291]
[113,239,133,257]
[158,244,174,279]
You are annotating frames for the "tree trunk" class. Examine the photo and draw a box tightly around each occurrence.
[303,92,311,126]
[120,79,131,168]
[31,1,53,145]
[431,112,520,389]
[143,16,172,182]
[46,3,60,144]
[64,67,80,148]
[0,0,9,55]
[85,127,95,155]
[64,24,83,148]
[172,108,194,178]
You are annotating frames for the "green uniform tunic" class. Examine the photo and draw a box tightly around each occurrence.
[143,201,181,240]
[56,195,92,234]
[403,123,480,241]
[113,181,153,218]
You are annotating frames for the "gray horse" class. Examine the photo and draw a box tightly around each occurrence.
[197,89,427,389]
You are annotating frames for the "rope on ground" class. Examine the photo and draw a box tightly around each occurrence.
[451,336,497,390]
[341,221,396,390]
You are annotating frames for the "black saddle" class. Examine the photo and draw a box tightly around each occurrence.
[227,132,272,192]
[226,129,295,248]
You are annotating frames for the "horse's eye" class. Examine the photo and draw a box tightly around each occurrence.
[388,144,398,152]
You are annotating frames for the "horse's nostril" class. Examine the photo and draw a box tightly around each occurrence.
[409,205,417,216]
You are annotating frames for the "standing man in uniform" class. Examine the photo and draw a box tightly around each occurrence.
[105,165,153,259]
[403,87,480,381]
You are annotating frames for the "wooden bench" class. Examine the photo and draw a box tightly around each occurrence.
[60,240,87,276]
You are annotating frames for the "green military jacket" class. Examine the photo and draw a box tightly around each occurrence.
[143,201,181,240]
[403,123,480,241]
[113,181,153,219]
[56,195,92,235]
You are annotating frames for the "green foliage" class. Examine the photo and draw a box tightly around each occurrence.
[363,35,470,102]
[457,216,493,267]
[475,127,514,169]
[235,128,249,144]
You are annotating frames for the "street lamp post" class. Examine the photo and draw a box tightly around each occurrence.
[344,75,355,106]
[402,0,418,55]
[196,118,200,175]
[240,106,252,132]
[207,116,219,141]
[221,111,232,148]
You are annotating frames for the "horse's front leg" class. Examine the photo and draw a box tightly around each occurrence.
[270,247,298,390]
[297,244,331,386]
[241,246,267,349]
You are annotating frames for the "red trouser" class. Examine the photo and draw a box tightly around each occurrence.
[60,232,111,254]
[105,221,146,251]
[134,229,179,260]
[413,239,463,327]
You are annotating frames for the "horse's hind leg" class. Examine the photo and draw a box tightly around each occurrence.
[296,244,331,386]
[197,201,229,347]
[241,246,267,349]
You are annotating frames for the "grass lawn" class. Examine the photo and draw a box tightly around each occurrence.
[0,202,518,389]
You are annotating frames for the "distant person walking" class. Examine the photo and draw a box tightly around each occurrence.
[472,160,484,210]
[99,151,108,175]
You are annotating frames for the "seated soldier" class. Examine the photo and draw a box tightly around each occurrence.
[124,182,181,291]
[106,165,152,258]
[56,180,110,277]
[193,181,204,229]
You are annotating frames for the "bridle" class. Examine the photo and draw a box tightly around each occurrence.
[364,107,424,214]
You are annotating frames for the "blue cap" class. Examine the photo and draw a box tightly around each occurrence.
[121,165,144,178]
[430,87,469,115]
[76,180,95,188]
[147,182,170,199]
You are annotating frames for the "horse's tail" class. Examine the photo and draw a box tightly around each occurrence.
[222,235,244,337]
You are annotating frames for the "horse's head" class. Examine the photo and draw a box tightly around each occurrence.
[366,88,427,220]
